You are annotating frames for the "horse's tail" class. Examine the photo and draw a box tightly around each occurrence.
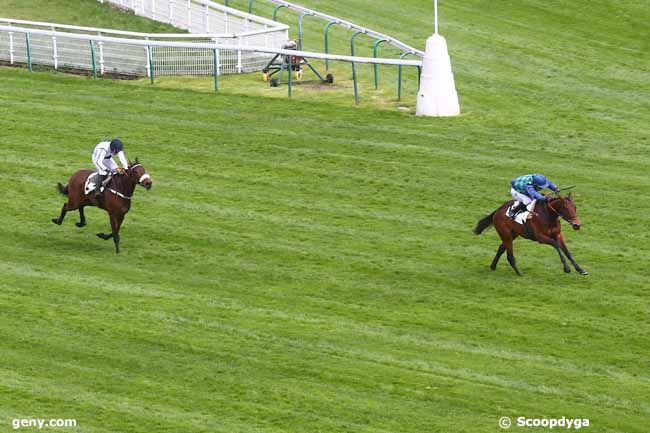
[474,209,497,235]
[57,182,69,196]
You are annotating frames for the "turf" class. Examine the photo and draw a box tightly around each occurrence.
[1,1,649,433]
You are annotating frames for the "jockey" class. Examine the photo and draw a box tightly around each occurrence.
[92,138,128,198]
[508,173,560,219]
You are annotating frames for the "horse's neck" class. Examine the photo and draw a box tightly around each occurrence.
[542,200,562,222]
[113,174,136,195]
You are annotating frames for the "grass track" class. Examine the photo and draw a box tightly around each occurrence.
[1,1,649,432]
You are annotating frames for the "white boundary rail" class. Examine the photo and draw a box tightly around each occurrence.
[263,0,423,56]
[0,17,288,75]
[99,0,286,35]
[0,24,422,68]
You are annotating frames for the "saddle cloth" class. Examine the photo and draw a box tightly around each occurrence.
[84,172,107,195]
[506,201,535,225]
[513,211,531,225]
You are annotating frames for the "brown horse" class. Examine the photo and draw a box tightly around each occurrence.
[52,160,152,254]
[473,193,587,276]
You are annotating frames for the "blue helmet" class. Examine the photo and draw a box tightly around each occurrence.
[109,138,123,153]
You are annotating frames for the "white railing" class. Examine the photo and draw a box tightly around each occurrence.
[99,0,286,35]
[96,0,291,73]
[262,0,424,56]
[0,18,288,75]
[0,24,421,74]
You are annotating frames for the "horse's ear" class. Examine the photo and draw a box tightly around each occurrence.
[568,192,573,199]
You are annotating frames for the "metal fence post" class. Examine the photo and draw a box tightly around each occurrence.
[373,39,387,89]
[51,26,58,70]
[287,52,292,98]
[272,5,287,21]
[52,36,58,70]
[98,36,105,75]
[323,21,337,71]
[8,30,15,64]
[350,31,364,105]
[298,13,313,50]
[90,40,97,78]
[398,52,408,100]
[237,38,242,73]
[148,45,155,84]
[25,33,32,72]
[212,48,219,92]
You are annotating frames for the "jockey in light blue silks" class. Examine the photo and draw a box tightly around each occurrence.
[508,174,560,220]
[92,138,129,198]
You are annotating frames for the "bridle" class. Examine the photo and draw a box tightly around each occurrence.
[108,164,149,200]
[129,163,151,185]
[547,198,572,224]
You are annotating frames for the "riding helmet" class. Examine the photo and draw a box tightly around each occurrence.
[109,138,123,153]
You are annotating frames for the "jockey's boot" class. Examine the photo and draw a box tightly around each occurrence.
[509,202,527,220]
[95,174,106,199]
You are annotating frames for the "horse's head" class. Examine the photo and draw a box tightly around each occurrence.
[550,193,581,230]
[128,159,152,190]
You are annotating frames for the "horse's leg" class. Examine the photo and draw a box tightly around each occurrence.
[504,239,522,276]
[536,233,571,274]
[96,212,114,240]
[554,241,571,273]
[558,234,588,275]
[51,203,69,225]
[76,206,87,228]
[110,212,125,254]
[493,213,522,276]
[490,243,506,270]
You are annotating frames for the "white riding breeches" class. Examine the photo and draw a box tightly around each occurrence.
[511,188,532,205]
[510,188,538,213]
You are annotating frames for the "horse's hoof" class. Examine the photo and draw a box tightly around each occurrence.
[51,218,61,225]
[579,270,589,276]
[490,265,496,271]
[97,233,110,240]
[76,222,86,228]
[564,268,571,274]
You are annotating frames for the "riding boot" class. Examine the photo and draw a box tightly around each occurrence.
[509,202,527,220]
[95,174,106,199]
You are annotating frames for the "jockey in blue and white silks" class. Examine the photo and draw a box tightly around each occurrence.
[92,139,128,198]
[508,174,559,219]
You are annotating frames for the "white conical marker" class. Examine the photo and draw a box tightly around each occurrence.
[416,0,460,117]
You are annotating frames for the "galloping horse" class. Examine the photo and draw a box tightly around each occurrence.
[473,193,587,276]
[52,160,152,254]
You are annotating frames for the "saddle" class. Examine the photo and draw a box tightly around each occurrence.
[84,172,113,196]
[506,207,531,225]
[505,203,537,240]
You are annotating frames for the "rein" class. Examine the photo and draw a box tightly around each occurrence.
[547,199,571,224]
[107,164,145,201]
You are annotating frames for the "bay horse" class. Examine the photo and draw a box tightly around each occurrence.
[52,160,152,254]
[473,193,587,276]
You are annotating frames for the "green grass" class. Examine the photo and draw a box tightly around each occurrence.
[1,1,649,433]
